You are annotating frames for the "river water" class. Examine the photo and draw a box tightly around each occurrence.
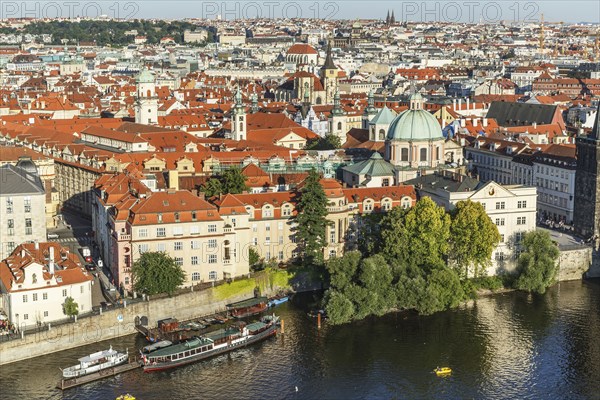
[2,280,599,400]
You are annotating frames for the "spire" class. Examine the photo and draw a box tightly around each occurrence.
[251,93,259,114]
[365,89,377,116]
[386,10,390,25]
[332,90,344,116]
[390,10,396,24]
[233,88,244,115]
[322,40,336,70]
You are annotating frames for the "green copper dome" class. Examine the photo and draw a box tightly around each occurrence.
[387,94,442,141]
[136,68,155,84]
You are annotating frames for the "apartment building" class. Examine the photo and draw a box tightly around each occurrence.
[0,242,93,328]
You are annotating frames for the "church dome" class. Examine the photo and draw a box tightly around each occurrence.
[135,68,155,84]
[387,93,443,142]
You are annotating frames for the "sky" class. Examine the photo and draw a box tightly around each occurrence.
[2,1,599,24]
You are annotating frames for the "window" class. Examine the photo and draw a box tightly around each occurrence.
[265,236,271,245]
[139,228,148,238]
[32,293,38,301]
[43,311,48,318]
[495,202,505,210]
[156,227,166,237]
[23,314,28,321]
[330,230,336,243]
[517,201,527,209]
[282,207,291,217]
[208,239,217,248]
[6,197,13,214]
[279,235,284,245]
[191,211,197,221]
[43,292,47,300]
[190,225,200,235]
[495,252,504,261]
[192,272,201,281]
[517,217,526,225]
[139,244,149,254]
[231,218,237,227]
[7,219,14,236]
[25,218,32,235]
[420,148,427,162]
[364,202,373,211]
[157,243,166,252]
[253,237,258,246]
[208,224,217,233]
[209,271,217,280]
[173,227,183,236]
[263,207,273,218]
[24,197,31,213]
[266,224,271,232]
[208,254,217,264]
[278,251,284,260]
[266,251,271,260]
[80,285,84,293]
[174,212,180,222]
[495,218,505,226]
[278,222,284,230]
[23,294,28,303]
[175,257,184,266]
[191,240,200,250]
[252,223,258,232]
[174,241,183,251]
[191,256,199,265]
[401,148,409,161]
[516,232,524,243]
[500,234,505,243]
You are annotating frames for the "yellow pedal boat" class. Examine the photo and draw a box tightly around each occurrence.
[434,367,452,376]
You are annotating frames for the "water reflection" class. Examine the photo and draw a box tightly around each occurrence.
[0,280,598,400]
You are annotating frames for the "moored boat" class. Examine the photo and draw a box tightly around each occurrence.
[268,294,289,308]
[141,315,279,372]
[62,346,128,379]
[434,367,452,376]
[226,297,268,319]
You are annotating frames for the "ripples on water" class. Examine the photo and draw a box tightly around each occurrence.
[1,280,599,400]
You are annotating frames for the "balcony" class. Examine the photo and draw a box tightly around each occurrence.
[113,232,131,241]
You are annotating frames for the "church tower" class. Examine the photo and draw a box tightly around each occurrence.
[135,68,158,125]
[320,40,338,104]
[362,89,378,129]
[573,101,600,241]
[329,90,346,144]
[231,89,246,141]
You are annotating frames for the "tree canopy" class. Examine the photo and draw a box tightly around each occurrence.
[221,167,249,194]
[294,169,330,265]
[63,297,79,317]
[305,135,342,150]
[380,196,450,269]
[200,178,223,198]
[131,252,186,295]
[449,200,501,277]
[514,231,560,294]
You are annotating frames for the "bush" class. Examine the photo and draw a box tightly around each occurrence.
[471,276,505,291]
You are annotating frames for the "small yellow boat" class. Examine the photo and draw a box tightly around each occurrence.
[116,395,135,400]
[434,367,452,376]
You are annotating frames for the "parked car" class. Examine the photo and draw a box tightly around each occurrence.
[85,263,96,272]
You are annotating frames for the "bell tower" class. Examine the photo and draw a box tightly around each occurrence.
[320,40,338,104]
[573,101,600,241]
[329,90,346,143]
[135,68,158,125]
[231,89,246,141]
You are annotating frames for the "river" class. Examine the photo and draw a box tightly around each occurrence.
[1,280,599,400]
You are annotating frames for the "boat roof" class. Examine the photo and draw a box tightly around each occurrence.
[147,337,213,358]
[78,348,117,363]
[205,327,240,342]
[226,297,268,309]
[245,322,267,331]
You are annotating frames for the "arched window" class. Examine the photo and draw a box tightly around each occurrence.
[191,272,201,281]
[435,146,440,160]
[378,129,385,141]
[401,148,409,161]
[329,249,337,258]
[337,122,342,130]
[420,148,427,162]
[316,97,322,104]
[239,122,244,131]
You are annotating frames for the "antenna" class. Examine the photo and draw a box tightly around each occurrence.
[539,13,545,52]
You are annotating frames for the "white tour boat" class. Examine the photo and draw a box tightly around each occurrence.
[62,346,128,379]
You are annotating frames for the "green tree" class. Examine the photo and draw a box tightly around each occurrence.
[324,290,355,324]
[514,231,560,294]
[294,169,330,265]
[200,178,223,198]
[305,135,342,150]
[249,248,260,267]
[131,252,186,295]
[449,200,501,278]
[221,167,248,194]
[381,197,450,269]
[63,297,79,317]
[355,212,384,255]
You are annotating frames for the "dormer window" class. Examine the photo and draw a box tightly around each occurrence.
[157,213,163,223]
[191,211,197,221]
[32,273,37,284]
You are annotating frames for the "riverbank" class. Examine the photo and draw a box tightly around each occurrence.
[0,270,293,366]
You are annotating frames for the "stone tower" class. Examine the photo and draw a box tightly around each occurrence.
[135,68,158,125]
[329,90,346,143]
[573,101,600,241]
[362,89,378,129]
[231,89,246,141]
[320,40,338,104]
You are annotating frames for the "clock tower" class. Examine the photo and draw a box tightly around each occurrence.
[573,101,600,241]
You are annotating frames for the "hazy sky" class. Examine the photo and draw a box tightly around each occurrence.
[3,1,600,23]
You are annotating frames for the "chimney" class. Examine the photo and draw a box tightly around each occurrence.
[34,240,39,250]
[168,170,179,191]
[48,246,55,275]
[473,119,478,127]
[483,118,488,127]
[533,122,537,129]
